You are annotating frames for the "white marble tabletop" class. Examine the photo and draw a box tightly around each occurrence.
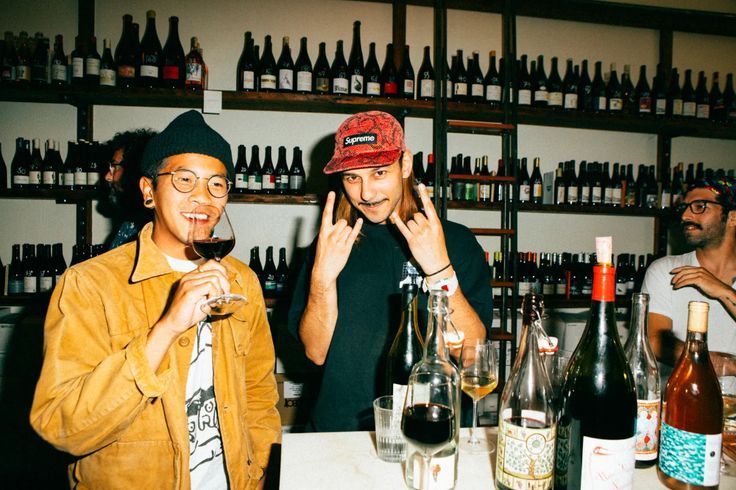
[280,428,736,489]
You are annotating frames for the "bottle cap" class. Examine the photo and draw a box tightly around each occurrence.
[595,236,613,265]
[687,301,709,333]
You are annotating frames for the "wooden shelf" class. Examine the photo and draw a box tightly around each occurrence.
[470,227,515,236]
[491,280,514,288]
[448,174,514,183]
[0,294,49,307]
[490,328,514,342]
[0,188,101,202]
[518,202,665,217]
[229,193,320,205]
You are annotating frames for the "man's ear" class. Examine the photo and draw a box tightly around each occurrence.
[140,176,155,207]
[401,150,413,179]
[728,208,736,228]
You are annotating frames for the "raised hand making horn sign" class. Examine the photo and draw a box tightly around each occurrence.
[288,110,494,432]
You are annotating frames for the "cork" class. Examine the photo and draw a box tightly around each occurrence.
[687,301,710,333]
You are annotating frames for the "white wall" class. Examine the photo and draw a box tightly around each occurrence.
[1,0,735,266]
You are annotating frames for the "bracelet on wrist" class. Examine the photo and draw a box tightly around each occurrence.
[425,262,452,277]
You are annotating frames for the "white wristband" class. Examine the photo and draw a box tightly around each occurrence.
[423,272,459,297]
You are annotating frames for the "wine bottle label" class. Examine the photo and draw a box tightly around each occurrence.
[592,186,602,203]
[661,191,671,208]
[279,69,294,90]
[471,83,483,97]
[659,422,721,486]
[234,174,247,189]
[671,99,683,116]
[518,89,532,105]
[454,82,468,97]
[51,64,67,81]
[555,282,566,295]
[543,283,555,295]
[683,101,696,117]
[645,193,657,208]
[55,273,63,284]
[580,436,635,489]
[289,175,304,191]
[87,172,99,186]
[262,175,275,190]
[100,68,116,86]
[696,104,710,119]
[118,65,135,79]
[479,184,491,200]
[247,175,262,190]
[278,175,289,187]
[296,71,312,91]
[566,186,578,203]
[260,74,277,90]
[186,63,203,83]
[604,188,613,204]
[140,65,158,78]
[496,416,555,490]
[518,281,532,295]
[42,171,57,186]
[426,184,434,198]
[549,92,563,106]
[626,280,635,293]
[556,187,565,204]
[594,96,607,111]
[446,80,453,96]
[409,450,455,490]
[520,184,530,202]
[8,279,24,295]
[564,93,578,109]
[333,77,349,94]
[635,399,660,461]
[616,282,627,296]
[24,276,37,294]
[609,98,623,111]
[420,79,434,98]
[581,187,590,203]
[40,276,53,292]
[486,85,501,102]
[13,175,30,185]
[265,279,276,291]
[163,66,179,80]
[404,79,415,96]
[242,71,256,90]
[366,81,381,96]
[612,188,622,205]
[63,173,75,186]
[638,97,652,113]
[85,58,100,76]
[16,65,31,81]
[655,99,667,115]
[29,171,41,185]
[70,57,84,78]
[350,74,364,94]
[74,171,87,186]
[316,77,330,92]
[534,90,549,102]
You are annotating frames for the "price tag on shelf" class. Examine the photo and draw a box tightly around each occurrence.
[203,90,222,114]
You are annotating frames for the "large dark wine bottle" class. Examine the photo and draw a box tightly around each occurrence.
[263,246,277,299]
[380,43,398,98]
[364,42,381,96]
[261,146,275,194]
[115,15,137,88]
[139,10,162,88]
[274,145,290,195]
[385,283,423,399]
[277,36,294,92]
[294,37,313,93]
[246,145,262,194]
[657,301,722,489]
[695,71,710,119]
[331,40,349,95]
[398,45,415,99]
[233,144,247,193]
[347,21,364,95]
[417,45,434,100]
[484,50,501,107]
[314,42,330,94]
[635,65,652,115]
[288,146,306,195]
[259,35,277,92]
[161,16,185,88]
[99,39,116,87]
[555,236,637,490]
[236,32,255,92]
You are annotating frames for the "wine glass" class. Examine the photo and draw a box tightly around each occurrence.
[460,339,498,453]
[401,372,456,489]
[189,204,246,316]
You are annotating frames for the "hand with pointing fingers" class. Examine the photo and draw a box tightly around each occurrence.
[390,183,450,276]
[670,265,734,301]
[312,191,364,286]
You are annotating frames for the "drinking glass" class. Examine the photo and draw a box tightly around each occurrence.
[401,373,456,488]
[189,204,246,315]
[460,339,498,453]
[716,356,736,477]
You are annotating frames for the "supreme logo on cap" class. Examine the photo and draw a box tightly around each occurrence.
[343,132,377,147]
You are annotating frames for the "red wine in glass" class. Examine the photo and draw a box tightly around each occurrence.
[193,238,235,261]
[402,403,455,452]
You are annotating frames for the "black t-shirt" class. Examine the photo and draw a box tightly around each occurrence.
[287,220,493,432]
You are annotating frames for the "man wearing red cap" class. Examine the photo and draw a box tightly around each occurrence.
[288,111,493,432]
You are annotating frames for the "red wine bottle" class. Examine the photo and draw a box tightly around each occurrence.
[236,32,255,92]
[294,37,313,93]
[380,43,397,97]
[347,21,364,95]
[162,16,185,88]
[417,45,434,100]
[364,42,381,96]
[314,42,330,94]
[115,15,137,88]
[259,35,277,92]
[139,10,162,88]
[99,39,116,87]
[330,40,349,95]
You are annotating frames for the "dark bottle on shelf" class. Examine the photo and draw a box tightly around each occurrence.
[99,39,116,87]
[236,32,255,92]
[331,40,349,95]
[450,156,463,201]
[380,43,398,98]
[85,36,101,86]
[234,144,248,193]
[246,145,262,194]
[607,63,623,112]
[139,10,162,87]
[10,137,29,189]
[399,45,415,99]
[494,158,506,203]
[289,146,306,195]
[565,160,579,205]
[467,51,484,102]
[463,156,476,201]
[635,65,652,115]
[185,37,206,90]
[671,163,684,206]
[74,141,88,188]
[15,32,31,84]
[622,64,636,114]
[578,161,590,205]
[603,161,614,205]
[22,243,37,294]
[2,32,18,83]
[249,246,264,289]
[667,68,682,117]
[52,243,66,284]
[724,73,736,124]
[38,244,54,293]
[562,58,578,110]
[660,166,672,209]
[653,64,668,117]
[275,247,289,297]
[70,36,85,86]
[530,157,543,204]
[263,246,277,299]
[314,42,331,94]
[452,49,468,102]
[412,151,425,187]
[484,50,501,107]
[88,142,102,188]
[364,42,381,96]
[695,71,710,119]
[681,68,697,118]
[547,56,563,109]
[275,146,290,195]
[0,142,6,189]
[696,161,705,180]
[62,141,75,189]
[479,156,491,203]
[591,61,606,112]
[645,165,658,208]
[710,71,726,122]
[50,35,68,85]
[518,157,531,203]
[294,37,313,93]
[259,35,277,91]
[635,164,647,207]
[385,283,423,398]
[31,33,48,85]
[554,162,565,204]
[161,16,185,89]
[261,146,276,195]
[590,162,603,205]
[417,45,435,100]
[115,15,137,88]
[533,54,549,107]
[29,138,42,189]
[347,21,364,95]
[578,59,593,111]
[277,36,295,92]
[517,54,532,106]
[8,244,24,295]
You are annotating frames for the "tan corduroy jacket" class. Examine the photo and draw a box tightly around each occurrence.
[31,223,281,489]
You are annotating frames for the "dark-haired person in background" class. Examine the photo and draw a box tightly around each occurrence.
[643,176,736,376]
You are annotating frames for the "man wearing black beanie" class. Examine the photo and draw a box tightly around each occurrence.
[31,110,281,489]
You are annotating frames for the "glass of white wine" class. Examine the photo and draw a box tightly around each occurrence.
[460,339,498,453]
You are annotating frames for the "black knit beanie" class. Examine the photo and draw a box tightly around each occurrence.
[141,110,233,179]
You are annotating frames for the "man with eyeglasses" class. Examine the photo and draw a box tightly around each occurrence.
[102,129,157,248]
[643,176,736,376]
[32,110,280,489]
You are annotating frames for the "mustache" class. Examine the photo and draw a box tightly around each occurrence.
[681,220,702,230]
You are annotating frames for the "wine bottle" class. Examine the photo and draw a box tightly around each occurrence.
[578,59,593,111]
[50,35,68,86]
[724,73,736,124]
[577,161,589,205]
[274,145,290,195]
[682,69,697,118]
[555,236,637,490]
[518,157,531,203]
[7,244,24,295]
[479,156,491,203]
[246,145,262,194]
[115,14,136,88]
[84,35,100,86]
[139,10,162,88]
[288,146,306,195]
[249,246,264,289]
[234,144,248,193]
[259,35,277,92]
[667,68,683,117]
[99,39,116,87]
[10,137,29,189]
[0,142,7,189]
[294,37,313,93]
[364,42,381,96]
[314,42,331,94]
[2,32,17,83]
[657,301,722,489]
[591,61,606,112]
[331,40,349,95]
[385,283,423,400]
[496,293,556,490]
[565,161,579,205]
[607,63,623,112]
[623,293,661,468]
[70,36,85,86]
[452,50,468,102]
[517,54,532,106]
[29,138,42,189]
[184,37,205,91]
[624,163,636,207]
[710,71,726,122]
[347,21,364,95]
[695,71,710,119]
[622,64,636,114]
[38,245,53,293]
[635,65,652,115]
[399,45,415,99]
[547,56,563,109]
[30,33,48,85]
[417,45,434,100]
[263,246,277,299]
[484,50,501,107]
[653,64,668,117]
[22,243,37,294]
[533,55,549,108]
[237,32,255,92]
[468,51,484,102]
[162,16,185,89]
[15,32,31,84]
[261,146,275,194]
[74,140,88,188]
[277,36,294,92]
[380,43,398,98]
[52,243,66,284]
[562,58,578,110]
[275,247,289,298]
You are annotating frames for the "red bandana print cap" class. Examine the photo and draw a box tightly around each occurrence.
[323,111,406,174]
